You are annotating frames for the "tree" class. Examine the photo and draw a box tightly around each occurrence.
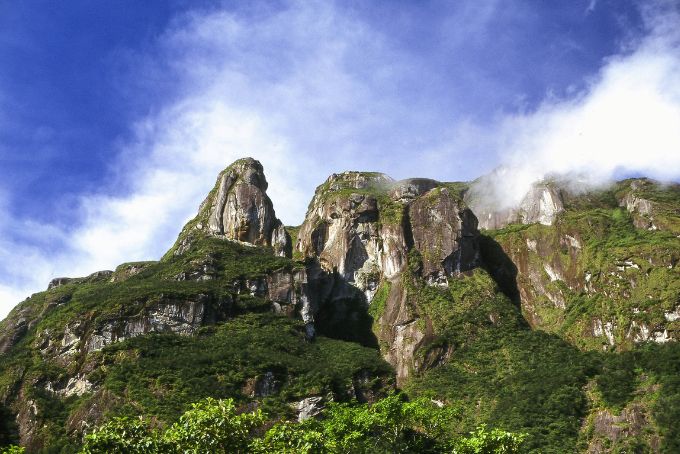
[452,425,527,454]
[163,398,265,454]
[81,417,163,454]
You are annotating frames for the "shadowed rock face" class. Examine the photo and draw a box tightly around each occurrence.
[409,188,480,283]
[297,173,480,294]
[197,157,291,257]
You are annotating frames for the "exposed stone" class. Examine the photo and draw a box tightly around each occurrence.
[296,172,395,296]
[466,181,564,230]
[518,184,564,226]
[47,277,73,290]
[373,280,428,385]
[586,404,659,453]
[46,374,94,397]
[0,316,29,354]
[187,158,291,257]
[664,306,680,322]
[295,171,484,381]
[389,178,439,201]
[85,295,222,352]
[243,371,281,398]
[409,188,480,281]
[111,262,154,282]
[593,319,616,346]
[296,396,325,422]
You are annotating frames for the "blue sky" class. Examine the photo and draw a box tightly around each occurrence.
[0,0,679,316]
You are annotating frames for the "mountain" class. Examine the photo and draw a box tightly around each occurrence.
[1,158,679,453]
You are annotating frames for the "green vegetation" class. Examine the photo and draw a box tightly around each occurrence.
[2,177,680,452]
[0,235,391,451]
[80,394,526,453]
[401,251,593,452]
[484,183,680,350]
[285,225,303,261]
[97,314,392,422]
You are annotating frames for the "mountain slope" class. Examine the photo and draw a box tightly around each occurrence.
[1,159,679,453]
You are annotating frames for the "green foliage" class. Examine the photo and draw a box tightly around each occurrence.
[0,446,25,454]
[452,425,527,454]
[96,313,392,423]
[407,329,595,452]
[253,420,326,453]
[80,395,525,454]
[81,417,164,454]
[82,398,266,454]
[285,225,304,261]
[4,177,680,452]
[164,398,265,453]
[368,280,391,320]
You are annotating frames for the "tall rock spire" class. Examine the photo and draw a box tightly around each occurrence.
[175,157,291,257]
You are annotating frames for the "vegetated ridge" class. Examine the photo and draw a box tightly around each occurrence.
[0,157,679,453]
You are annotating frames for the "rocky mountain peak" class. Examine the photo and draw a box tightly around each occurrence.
[322,171,394,192]
[174,157,291,257]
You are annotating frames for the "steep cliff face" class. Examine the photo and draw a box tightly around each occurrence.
[617,178,680,235]
[2,159,680,453]
[0,160,393,451]
[295,172,484,383]
[297,171,398,285]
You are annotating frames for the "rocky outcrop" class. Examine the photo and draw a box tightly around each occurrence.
[584,401,660,453]
[373,280,427,384]
[466,182,565,230]
[297,173,480,296]
[409,188,480,284]
[47,270,113,290]
[296,396,325,422]
[34,266,313,362]
[295,172,482,382]
[614,178,680,235]
[297,172,394,293]
[179,158,291,257]
[518,184,564,226]
[31,295,220,359]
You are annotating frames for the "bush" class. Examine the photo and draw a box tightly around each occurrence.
[80,395,526,454]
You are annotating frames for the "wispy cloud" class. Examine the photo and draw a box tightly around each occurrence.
[585,0,598,15]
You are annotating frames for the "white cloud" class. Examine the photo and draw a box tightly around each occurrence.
[470,1,680,208]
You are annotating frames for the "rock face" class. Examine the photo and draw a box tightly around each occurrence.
[297,172,395,287]
[585,402,660,453]
[616,178,680,234]
[192,158,291,257]
[296,172,481,383]
[466,182,565,230]
[517,184,564,226]
[409,187,480,283]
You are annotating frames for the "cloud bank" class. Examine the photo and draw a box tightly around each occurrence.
[471,1,680,208]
